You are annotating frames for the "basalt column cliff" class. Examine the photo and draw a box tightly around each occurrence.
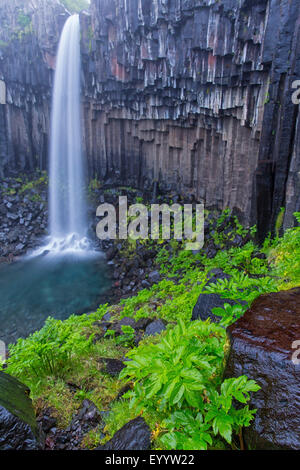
[1,0,300,236]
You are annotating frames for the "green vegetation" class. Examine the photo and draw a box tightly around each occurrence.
[275,207,285,239]
[1,172,48,202]
[60,0,90,14]
[0,40,9,48]
[2,210,299,449]
[88,177,102,193]
[17,12,31,29]
[119,320,259,449]
[19,172,48,195]
[268,212,300,290]
[15,10,33,40]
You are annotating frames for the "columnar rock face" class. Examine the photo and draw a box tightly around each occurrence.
[0,0,68,175]
[0,0,300,235]
[225,288,300,450]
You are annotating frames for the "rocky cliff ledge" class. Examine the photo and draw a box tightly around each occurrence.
[0,0,300,236]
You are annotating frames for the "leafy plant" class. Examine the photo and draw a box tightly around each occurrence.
[205,271,277,304]
[4,208,299,450]
[294,212,300,224]
[117,325,136,347]
[5,317,92,381]
[120,320,226,411]
[161,376,259,450]
[119,320,259,449]
[212,303,247,327]
[105,325,136,347]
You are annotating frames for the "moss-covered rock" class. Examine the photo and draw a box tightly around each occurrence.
[0,371,42,450]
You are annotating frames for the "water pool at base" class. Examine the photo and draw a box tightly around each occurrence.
[0,254,111,345]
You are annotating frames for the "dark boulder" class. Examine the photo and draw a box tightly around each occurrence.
[99,358,125,377]
[148,270,161,284]
[205,268,231,286]
[96,417,151,450]
[134,317,153,331]
[101,317,137,338]
[145,319,166,336]
[192,293,241,323]
[0,372,43,450]
[106,245,117,261]
[225,288,300,450]
[102,312,111,322]
[110,317,137,336]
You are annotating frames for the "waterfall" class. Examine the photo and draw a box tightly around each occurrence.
[45,14,89,254]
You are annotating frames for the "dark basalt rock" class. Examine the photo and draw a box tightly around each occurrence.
[225,288,300,450]
[106,245,117,261]
[191,293,241,323]
[148,270,161,284]
[99,358,125,377]
[102,312,111,322]
[42,399,102,450]
[96,417,151,450]
[145,319,166,336]
[0,371,42,450]
[205,269,231,286]
[134,317,153,331]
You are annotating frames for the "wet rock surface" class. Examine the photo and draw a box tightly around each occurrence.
[96,416,151,451]
[191,293,240,323]
[145,319,166,337]
[0,371,42,450]
[225,288,300,450]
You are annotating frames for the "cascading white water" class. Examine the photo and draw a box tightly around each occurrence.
[45,14,89,254]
